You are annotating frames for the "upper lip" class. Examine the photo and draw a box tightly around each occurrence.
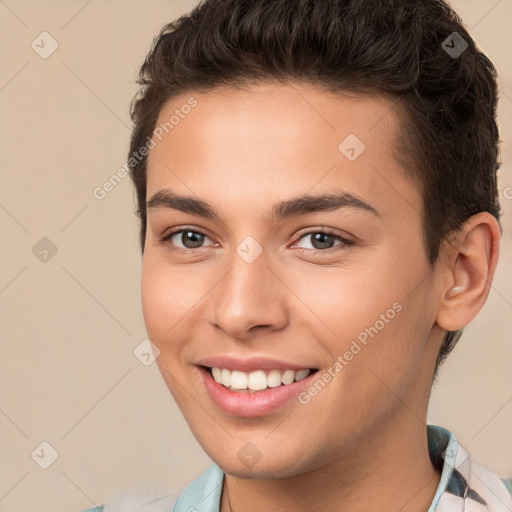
[196,355,316,373]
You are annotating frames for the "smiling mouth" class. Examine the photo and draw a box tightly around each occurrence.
[202,365,319,392]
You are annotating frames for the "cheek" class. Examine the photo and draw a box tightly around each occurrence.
[141,259,196,396]
[290,258,403,339]
[141,264,166,339]
[296,249,430,380]
[335,283,434,406]
[140,257,191,344]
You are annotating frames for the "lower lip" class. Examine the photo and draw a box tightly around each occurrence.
[198,366,317,417]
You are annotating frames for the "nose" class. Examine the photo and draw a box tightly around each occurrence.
[211,247,289,340]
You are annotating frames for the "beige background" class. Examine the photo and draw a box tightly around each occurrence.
[0,1,511,511]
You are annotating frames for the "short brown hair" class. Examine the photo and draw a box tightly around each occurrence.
[128,0,502,375]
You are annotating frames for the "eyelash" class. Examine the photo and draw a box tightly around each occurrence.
[158,226,355,255]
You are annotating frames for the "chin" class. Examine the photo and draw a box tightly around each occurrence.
[218,459,301,480]
[204,443,315,480]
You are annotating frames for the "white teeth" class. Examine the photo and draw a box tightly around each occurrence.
[247,370,267,390]
[281,370,295,385]
[221,368,231,387]
[294,368,310,381]
[230,370,248,390]
[211,367,222,382]
[209,367,312,391]
[267,369,282,388]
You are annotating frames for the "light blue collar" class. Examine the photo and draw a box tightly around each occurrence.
[171,425,509,512]
[172,461,224,511]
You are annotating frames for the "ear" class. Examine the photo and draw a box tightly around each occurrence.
[436,212,501,332]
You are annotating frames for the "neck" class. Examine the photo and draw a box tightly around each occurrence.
[220,414,441,512]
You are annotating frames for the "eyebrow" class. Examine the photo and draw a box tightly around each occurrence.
[146,188,381,222]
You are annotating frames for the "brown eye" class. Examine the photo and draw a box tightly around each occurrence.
[175,230,206,249]
[160,228,215,252]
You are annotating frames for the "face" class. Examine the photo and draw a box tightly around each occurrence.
[141,82,444,478]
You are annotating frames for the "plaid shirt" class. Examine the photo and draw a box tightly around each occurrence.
[82,425,512,512]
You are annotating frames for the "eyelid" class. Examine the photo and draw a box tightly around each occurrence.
[160,226,211,241]
[293,226,353,241]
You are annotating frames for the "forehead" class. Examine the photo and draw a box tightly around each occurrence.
[145,83,420,221]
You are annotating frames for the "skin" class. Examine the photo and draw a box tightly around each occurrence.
[141,82,500,512]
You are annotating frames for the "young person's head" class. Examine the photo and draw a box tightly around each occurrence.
[128,0,501,489]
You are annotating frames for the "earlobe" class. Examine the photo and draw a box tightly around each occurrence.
[436,212,500,332]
